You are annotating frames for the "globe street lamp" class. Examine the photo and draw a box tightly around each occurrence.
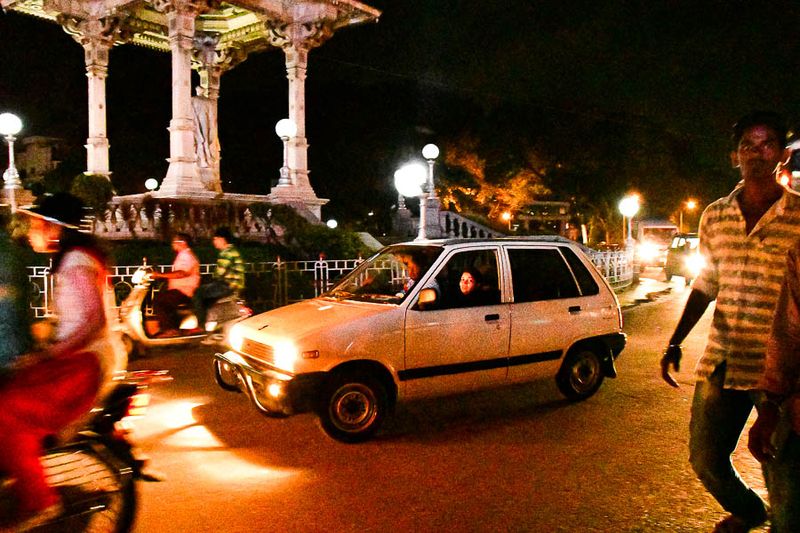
[618,194,640,244]
[145,178,159,192]
[394,162,427,240]
[274,118,297,187]
[422,143,439,200]
[0,112,23,211]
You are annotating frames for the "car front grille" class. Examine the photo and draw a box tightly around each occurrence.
[240,338,275,370]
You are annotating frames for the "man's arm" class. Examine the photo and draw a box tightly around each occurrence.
[749,247,800,461]
[660,288,714,387]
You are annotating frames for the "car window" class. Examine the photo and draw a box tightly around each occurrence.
[433,249,501,309]
[559,247,599,296]
[508,248,580,302]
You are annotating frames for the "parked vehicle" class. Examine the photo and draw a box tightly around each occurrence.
[213,237,626,443]
[0,370,170,532]
[117,264,252,358]
[664,233,703,285]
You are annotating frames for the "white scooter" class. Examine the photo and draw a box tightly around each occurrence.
[116,265,252,358]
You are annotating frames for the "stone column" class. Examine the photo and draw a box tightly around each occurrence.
[154,0,205,197]
[266,21,332,219]
[61,16,124,178]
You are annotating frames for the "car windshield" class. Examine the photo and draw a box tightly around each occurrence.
[324,244,443,304]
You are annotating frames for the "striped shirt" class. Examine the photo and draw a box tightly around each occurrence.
[693,184,800,389]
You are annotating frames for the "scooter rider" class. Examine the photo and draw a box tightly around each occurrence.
[193,227,245,329]
[150,233,201,338]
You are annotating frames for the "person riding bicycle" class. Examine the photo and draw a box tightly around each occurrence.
[0,193,126,531]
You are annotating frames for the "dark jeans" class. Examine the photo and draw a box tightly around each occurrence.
[689,362,768,526]
[192,281,232,327]
[152,289,192,331]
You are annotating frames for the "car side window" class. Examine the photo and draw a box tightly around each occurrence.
[508,248,580,302]
[559,247,599,296]
[433,249,501,309]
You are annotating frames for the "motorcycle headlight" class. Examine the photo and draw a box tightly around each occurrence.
[227,323,245,352]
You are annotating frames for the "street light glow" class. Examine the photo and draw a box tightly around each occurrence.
[274,118,297,139]
[618,194,640,218]
[393,163,426,198]
[422,143,439,160]
[145,178,159,191]
[326,219,338,229]
[0,113,22,136]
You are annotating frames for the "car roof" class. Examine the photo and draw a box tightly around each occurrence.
[391,235,592,253]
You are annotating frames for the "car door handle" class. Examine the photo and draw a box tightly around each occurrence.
[568,305,581,314]
[485,313,500,322]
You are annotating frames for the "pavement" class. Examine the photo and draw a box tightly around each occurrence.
[616,270,680,310]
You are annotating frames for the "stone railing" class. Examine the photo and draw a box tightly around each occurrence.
[92,193,283,241]
[438,211,503,239]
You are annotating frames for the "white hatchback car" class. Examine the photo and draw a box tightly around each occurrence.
[214,237,626,442]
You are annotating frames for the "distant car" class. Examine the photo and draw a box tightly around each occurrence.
[213,237,626,443]
[664,233,703,285]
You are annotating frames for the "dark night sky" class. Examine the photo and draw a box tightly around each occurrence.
[1,0,800,222]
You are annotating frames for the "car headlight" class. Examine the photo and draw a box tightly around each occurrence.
[273,340,299,373]
[227,323,245,352]
[637,242,659,261]
[685,253,706,277]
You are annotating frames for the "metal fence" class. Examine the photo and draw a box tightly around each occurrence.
[27,249,633,317]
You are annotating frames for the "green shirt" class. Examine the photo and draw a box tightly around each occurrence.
[214,244,246,293]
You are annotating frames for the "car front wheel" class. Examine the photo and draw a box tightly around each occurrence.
[318,372,387,443]
[556,347,604,401]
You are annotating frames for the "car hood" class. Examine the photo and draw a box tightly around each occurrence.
[238,298,397,339]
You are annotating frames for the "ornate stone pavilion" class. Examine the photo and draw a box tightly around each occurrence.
[1,0,380,224]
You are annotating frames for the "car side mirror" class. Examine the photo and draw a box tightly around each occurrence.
[415,288,438,310]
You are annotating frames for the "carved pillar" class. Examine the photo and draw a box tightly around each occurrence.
[154,0,205,197]
[266,21,333,219]
[61,16,125,178]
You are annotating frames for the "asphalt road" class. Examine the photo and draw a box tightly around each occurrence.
[129,277,770,532]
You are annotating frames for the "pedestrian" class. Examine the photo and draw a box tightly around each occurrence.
[660,111,800,533]
[0,192,126,531]
[150,232,201,337]
[192,226,245,329]
[748,243,800,532]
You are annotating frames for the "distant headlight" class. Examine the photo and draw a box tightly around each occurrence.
[685,253,706,277]
[273,341,299,373]
[227,323,245,352]
[637,242,659,261]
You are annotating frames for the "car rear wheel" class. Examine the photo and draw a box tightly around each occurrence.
[318,372,387,443]
[556,347,604,401]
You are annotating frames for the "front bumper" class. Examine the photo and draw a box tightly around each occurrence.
[214,351,324,416]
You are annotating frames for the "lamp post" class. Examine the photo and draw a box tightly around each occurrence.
[394,162,427,240]
[422,143,439,200]
[618,194,640,244]
[680,199,697,233]
[501,211,512,230]
[145,178,159,192]
[0,112,23,211]
[274,118,297,187]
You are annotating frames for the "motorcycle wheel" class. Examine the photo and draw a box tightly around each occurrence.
[43,442,137,533]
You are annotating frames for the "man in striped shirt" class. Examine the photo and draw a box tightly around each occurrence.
[661,111,800,533]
